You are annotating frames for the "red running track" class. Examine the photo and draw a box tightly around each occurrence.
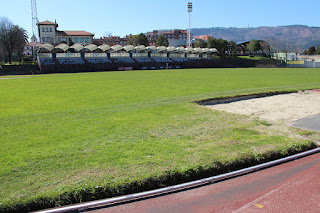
[310,89,320,92]
[88,152,320,213]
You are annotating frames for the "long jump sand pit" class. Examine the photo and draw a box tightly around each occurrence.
[204,90,320,124]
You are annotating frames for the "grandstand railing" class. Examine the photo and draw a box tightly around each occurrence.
[85,53,108,58]
[110,53,130,58]
[56,53,81,58]
[151,53,167,58]
[132,53,148,58]
[187,54,200,58]
[38,53,52,58]
[86,57,112,63]
[169,53,185,58]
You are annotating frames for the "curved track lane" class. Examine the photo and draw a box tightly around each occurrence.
[87,152,320,213]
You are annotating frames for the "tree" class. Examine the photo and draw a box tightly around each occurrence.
[207,37,216,48]
[247,40,261,55]
[156,35,169,47]
[128,33,149,46]
[260,41,271,57]
[207,38,231,56]
[194,39,207,48]
[316,45,320,55]
[0,17,28,64]
[227,41,237,56]
[216,39,229,57]
[305,46,316,55]
[13,26,28,62]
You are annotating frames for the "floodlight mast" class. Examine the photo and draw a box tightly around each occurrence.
[31,0,39,62]
[187,2,192,48]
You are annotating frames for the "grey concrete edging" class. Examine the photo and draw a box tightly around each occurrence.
[35,147,320,213]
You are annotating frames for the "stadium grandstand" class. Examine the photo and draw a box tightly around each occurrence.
[37,43,218,72]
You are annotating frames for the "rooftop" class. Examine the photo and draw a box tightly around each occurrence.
[57,31,95,36]
[38,21,58,26]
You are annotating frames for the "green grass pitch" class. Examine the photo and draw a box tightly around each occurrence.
[1,67,320,210]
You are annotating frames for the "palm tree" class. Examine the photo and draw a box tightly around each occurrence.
[13,26,28,63]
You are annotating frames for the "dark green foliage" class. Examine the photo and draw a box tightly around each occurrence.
[156,35,169,47]
[127,33,149,46]
[207,38,229,56]
[0,17,28,64]
[194,39,207,48]
[247,40,262,55]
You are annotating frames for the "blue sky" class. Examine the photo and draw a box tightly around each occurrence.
[2,0,320,40]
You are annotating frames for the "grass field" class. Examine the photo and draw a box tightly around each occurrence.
[1,68,320,211]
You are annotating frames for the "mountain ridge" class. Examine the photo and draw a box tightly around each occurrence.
[191,25,320,51]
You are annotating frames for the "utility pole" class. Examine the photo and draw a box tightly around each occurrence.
[31,0,39,62]
[187,2,192,48]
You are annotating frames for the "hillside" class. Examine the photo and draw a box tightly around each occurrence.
[192,25,320,51]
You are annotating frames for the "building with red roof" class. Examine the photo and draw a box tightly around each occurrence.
[193,35,214,41]
[38,20,94,45]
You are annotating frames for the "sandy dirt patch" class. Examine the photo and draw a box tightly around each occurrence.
[205,91,320,124]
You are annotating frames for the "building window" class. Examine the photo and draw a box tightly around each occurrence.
[42,27,45,32]
[49,27,52,32]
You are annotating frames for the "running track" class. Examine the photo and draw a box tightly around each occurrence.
[87,152,320,213]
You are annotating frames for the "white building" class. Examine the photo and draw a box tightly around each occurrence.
[38,21,94,45]
[23,42,40,56]
[146,30,189,47]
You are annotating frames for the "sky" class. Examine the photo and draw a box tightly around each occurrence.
[1,0,320,40]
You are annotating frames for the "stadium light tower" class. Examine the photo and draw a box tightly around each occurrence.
[187,2,192,48]
[31,0,39,62]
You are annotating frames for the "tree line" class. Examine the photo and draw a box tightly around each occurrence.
[0,17,28,64]
[303,45,320,55]
[127,33,266,57]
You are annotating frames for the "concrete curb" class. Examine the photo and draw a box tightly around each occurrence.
[35,147,320,213]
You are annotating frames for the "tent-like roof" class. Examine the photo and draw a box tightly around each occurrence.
[201,48,210,53]
[70,43,84,52]
[54,43,69,52]
[210,48,218,53]
[185,47,193,52]
[124,45,135,52]
[146,46,157,52]
[40,43,55,52]
[157,46,167,52]
[167,46,176,52]
[37,43,217,54]
[176,47,185,52]
[98,44,111,52]
[111,45,123,52]
[85,44,98,52]
[193,48,202,53]
[135,45,146,52]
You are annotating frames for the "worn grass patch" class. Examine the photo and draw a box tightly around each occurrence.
[1,68,320,212]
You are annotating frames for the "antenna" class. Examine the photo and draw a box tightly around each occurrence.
[187,2,192,48]
[31,0,39,62]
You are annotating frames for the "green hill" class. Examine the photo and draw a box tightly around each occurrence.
[192,25,320,52]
